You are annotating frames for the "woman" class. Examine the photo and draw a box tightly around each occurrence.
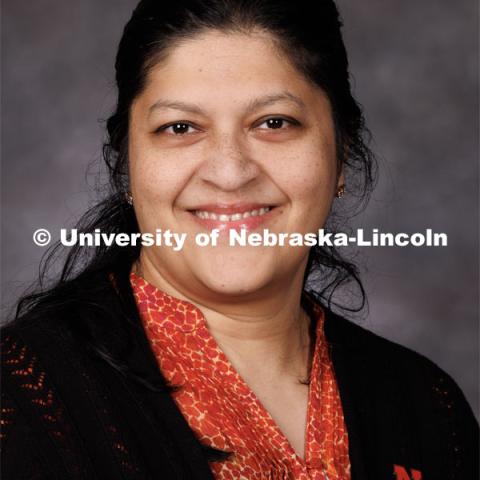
[2,1,478,479]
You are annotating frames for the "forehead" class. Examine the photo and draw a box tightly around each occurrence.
[159,30,288,72]
[137,30,320,105]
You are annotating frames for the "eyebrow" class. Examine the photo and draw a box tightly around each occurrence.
[246,92,306,114]
[148,91,306,117]
[148,99,204,117]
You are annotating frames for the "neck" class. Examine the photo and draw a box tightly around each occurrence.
[133,256,312,381]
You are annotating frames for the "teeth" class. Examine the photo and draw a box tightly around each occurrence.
[194,207,271,221]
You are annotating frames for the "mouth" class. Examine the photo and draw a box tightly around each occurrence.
[186,203,278,233]
[193,206,272,221]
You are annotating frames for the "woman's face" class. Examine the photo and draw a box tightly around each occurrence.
[129,30,342,301]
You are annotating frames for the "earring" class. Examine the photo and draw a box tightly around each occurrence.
[336,185,345,198]
[125,191,133,205]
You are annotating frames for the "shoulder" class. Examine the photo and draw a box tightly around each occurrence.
[0,273,143,478]
[1,306,89,477]
[1,268,167,409]
[325,310,475,407]
[1,290,106,416]
[323,309,478,415]
[324,309,479,475]
[2,269,137,359]
[324,309,479,474]
[1,271,129,414]
[324,309,465,386]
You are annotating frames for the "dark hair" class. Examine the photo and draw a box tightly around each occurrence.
[15,0,376,343]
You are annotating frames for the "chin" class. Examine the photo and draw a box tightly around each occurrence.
[191,249,277,298]
[200,275,272,298]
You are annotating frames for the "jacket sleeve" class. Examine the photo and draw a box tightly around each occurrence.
[1,327,76,479]
[422,357,479,478]
[1,390,51,480]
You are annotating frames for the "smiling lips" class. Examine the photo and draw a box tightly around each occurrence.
[188,203,276,232]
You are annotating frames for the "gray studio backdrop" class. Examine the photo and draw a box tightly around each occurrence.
[2,1,479,417]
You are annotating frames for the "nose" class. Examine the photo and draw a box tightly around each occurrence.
[197,131,261,192]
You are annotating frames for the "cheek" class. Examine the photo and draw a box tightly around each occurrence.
[129,139,191,208]
[127,138,197,236]
[264,141,337,207]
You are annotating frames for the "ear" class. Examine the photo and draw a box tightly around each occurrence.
[336,169,345,190]
[334,168,346,198]
[337,142,348,189]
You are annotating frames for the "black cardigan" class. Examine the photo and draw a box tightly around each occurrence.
[1,270,478,479]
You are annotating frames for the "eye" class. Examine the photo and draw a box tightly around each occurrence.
[255,116,300,130]
[155,122,198,136]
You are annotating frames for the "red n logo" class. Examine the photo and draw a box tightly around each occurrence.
[393,464,422,480]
